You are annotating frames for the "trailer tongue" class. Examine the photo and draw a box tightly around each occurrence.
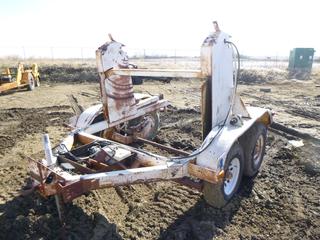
[26,26,272,222]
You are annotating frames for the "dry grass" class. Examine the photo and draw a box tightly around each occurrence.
[1,57,319,84]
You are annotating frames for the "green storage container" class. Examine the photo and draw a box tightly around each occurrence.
[288,48,315,79]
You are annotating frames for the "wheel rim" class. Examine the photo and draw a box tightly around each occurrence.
[29,76,34,86]
[130,112,158,139]
[138,114,156,138]
[253,135,264,167]
[224,157,240,196]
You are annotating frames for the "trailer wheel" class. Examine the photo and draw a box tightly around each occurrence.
[35,76,40,87]
[243,123,267,177]
[130,111,159,140]
[27,73,35,91]
[203,143,244,208]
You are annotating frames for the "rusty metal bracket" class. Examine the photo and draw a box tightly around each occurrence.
[188,162,224,184]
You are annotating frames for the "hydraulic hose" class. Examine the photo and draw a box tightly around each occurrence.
[170,39,241,161]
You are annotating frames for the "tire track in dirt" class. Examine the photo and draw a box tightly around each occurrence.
[0,101,319,239]
[116,182,202,239]
[0,106,73,157]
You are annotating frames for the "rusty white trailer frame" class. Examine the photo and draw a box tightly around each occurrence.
[27,29,272,221]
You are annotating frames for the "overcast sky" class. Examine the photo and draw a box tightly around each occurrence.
[0,0,319,57]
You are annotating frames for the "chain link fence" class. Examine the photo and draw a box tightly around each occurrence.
[0,46,319,69]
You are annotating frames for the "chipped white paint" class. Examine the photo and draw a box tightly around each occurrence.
[80,162,189,187]
[29,30,273,197]
[113,68,203,78]
[196,106,270,171]
[96,41,128,72]
[211,32,234,127]
[73,104,104,129]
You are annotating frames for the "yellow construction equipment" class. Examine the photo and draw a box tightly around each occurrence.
[0,63,40,93]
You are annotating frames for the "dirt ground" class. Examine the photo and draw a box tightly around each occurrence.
[0,69,319,239]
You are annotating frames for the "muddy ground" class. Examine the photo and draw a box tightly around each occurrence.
[0,67,319,239]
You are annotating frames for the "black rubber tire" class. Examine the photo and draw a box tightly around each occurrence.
[146,111,160,140]
[35,76,40,87]
[27,73,35,91]
[203,142,244,208]
[129,111,159,140]
[242,123,267,177]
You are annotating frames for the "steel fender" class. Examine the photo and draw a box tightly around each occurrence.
[196,107,271,172]
[74,104,104,129]
[84,120,108,134]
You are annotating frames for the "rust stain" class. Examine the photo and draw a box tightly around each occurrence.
[188,163,220,184]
